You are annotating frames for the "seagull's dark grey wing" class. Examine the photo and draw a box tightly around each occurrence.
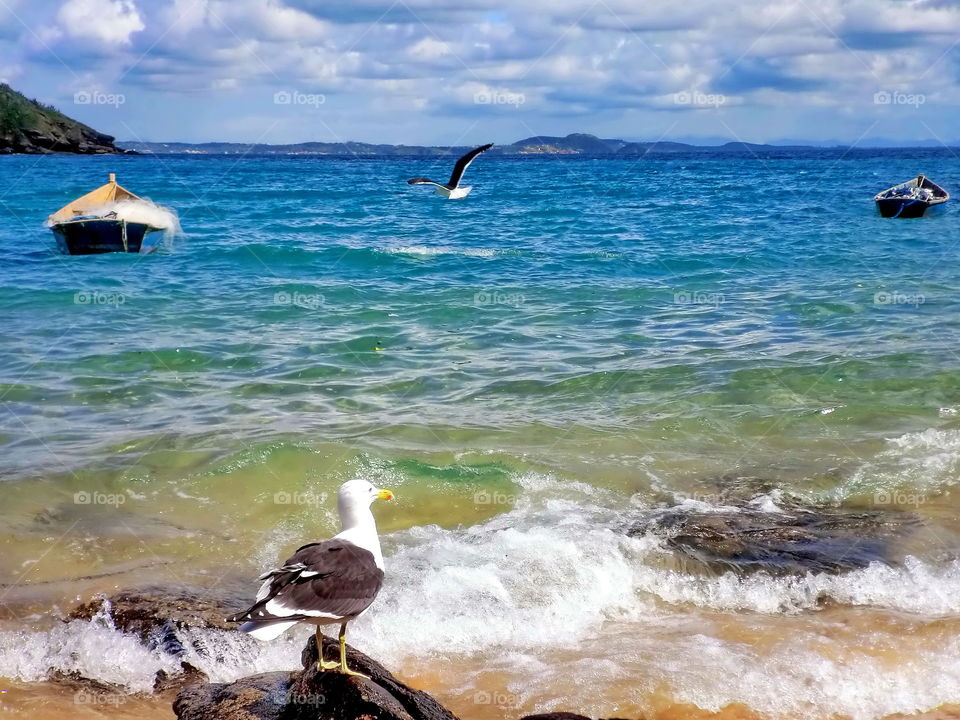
[227,538,384,624]
[447,143,493,188]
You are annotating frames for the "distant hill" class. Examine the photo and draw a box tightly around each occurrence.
[0,84,121,155]
[120,133,824,156]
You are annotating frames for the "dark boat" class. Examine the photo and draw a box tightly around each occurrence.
[48,173,165,255]
[874,174,949,218]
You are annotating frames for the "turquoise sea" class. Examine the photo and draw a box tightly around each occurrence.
[2,151,960,719]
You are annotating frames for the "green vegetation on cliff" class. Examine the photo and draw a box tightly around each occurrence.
[0,84,120,154]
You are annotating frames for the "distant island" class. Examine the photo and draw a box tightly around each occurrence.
[0,84,122,155]
[0,82,946,157]
[120,133,827,156]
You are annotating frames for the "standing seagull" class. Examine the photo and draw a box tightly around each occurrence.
[227,480,394,677]
[407,143,493,199]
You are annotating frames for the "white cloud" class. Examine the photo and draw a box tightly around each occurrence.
[159,0,327,41]
[8,0,960,143]
[407,37,452,61]
[0,64,22,84]
[57,0,144,46]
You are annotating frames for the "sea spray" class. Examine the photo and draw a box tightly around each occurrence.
[0,619,306,691]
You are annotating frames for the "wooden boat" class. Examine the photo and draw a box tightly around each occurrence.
[48,173,165,254]
[874,174,949,218]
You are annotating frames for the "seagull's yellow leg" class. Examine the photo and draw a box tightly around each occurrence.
[316,627,339,671]
[338,622,369,678]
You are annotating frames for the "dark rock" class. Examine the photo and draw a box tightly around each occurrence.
[64,587,458,720]
[154,662,209,696]
[149,619,189,657]
[173,633,459,720]
[174,671,293,720]
[296,634,457,720]
[69,584,249,639]
[68,585,253,697]
[629,493,920,575]
[49,670,128,697]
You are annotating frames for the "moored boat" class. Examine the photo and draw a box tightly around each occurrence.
[48,174,166,255]
[873,174,949,218]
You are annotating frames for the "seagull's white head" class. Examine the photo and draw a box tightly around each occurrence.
[335,480,393,565]
[338,479,393,510]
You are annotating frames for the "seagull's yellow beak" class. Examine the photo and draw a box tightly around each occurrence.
[377,488,394,501]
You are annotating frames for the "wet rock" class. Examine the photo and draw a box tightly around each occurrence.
[67,585,251,697]
[154,662,209,696]
[174,633,459,720]
[69,584,249,639]
[629,494,920,575]
[689,474,783,505]
[48,670,129,698]
[174,671,292,720]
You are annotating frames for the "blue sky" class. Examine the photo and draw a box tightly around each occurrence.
[1,0,959,146]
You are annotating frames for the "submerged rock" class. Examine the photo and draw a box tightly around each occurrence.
[629,489,920,575]
[65,585,458,718]
[67,586,250,696]
[64,586,458,719]
[69,584,249,638]
[174,633,458,720]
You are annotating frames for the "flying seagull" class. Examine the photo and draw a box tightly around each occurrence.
[407,143,493,199]
[227,479,394,677]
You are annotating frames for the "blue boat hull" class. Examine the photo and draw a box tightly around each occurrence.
[51,219,159,255]
[875,197,943,219]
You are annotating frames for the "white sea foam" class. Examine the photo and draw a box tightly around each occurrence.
[379,245,496,258]
[350,481,960,668]
[835,427,960,503]
[632,553,960,615]
[0,604,178,692]
[746,489,787,513]
[344,474,960,719]
[508,622,960,720]
[0,603,308,691]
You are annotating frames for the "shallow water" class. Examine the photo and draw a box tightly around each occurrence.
[2,150,960,718]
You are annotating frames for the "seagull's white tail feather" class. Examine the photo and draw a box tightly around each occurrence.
[239,620,299,641]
